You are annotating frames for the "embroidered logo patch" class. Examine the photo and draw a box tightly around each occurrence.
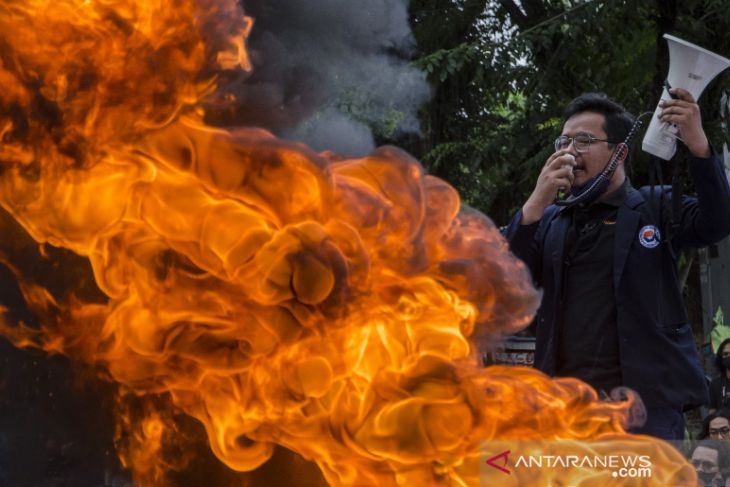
[638,225,661,249]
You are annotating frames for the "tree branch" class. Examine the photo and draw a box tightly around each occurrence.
[499,0,528,29]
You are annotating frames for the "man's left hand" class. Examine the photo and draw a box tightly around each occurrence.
[659,87,711,158]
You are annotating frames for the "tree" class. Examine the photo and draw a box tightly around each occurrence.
[401,0,730,226]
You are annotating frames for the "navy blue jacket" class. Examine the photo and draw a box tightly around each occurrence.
[505,152,730,408]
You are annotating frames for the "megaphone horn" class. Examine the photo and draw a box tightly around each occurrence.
[642,34,730,160]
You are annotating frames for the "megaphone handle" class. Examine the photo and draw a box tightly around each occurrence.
[660,121,681,141]
[664,79,679,99]
[658,83,682,140]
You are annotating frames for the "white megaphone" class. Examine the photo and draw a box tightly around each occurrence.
[642,34,730,160]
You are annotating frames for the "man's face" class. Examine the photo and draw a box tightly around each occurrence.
[560,111,617,188]
[691,446,720,475]
[709,417,730,440]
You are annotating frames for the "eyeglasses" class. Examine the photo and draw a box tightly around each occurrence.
[710,427,730,437]
[554,133,614,153]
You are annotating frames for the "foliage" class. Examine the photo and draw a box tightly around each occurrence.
[393,0,730,225]
[362,2,730,342]
[710,306,730,353]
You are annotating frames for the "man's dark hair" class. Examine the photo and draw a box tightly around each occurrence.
[563,93,637,163]
[715,338,730,375]
[702,409,730,439]
[691,438,730,473]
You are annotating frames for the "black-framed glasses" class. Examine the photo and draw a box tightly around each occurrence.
[710,427,730,437]
[554,133,614,153]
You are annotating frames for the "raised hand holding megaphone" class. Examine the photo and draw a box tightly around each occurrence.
[642,34,730,160]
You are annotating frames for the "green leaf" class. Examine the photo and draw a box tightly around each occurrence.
[711,307,729,353]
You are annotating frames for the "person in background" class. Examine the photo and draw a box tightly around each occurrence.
[689,439,730,487]
[710,339,730,414]
[701,410,730,441]
[504,91,730,440]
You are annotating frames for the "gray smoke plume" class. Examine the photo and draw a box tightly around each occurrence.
[208,0,430,156]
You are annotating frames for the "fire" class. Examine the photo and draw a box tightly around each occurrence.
[0,1,697,486]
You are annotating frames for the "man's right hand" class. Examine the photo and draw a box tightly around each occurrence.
[521,150,576,225]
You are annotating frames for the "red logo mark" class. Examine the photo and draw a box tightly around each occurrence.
[485,450,511,475]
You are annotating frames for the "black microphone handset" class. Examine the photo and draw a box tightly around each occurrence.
[556,117,644,208]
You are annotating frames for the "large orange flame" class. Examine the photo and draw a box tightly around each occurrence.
[0,1,697,486]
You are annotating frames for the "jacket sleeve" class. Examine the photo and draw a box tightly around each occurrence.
[673,148,730,249]
[502,208,544,287]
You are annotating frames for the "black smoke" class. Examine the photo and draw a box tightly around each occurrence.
[207,0,430,156]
